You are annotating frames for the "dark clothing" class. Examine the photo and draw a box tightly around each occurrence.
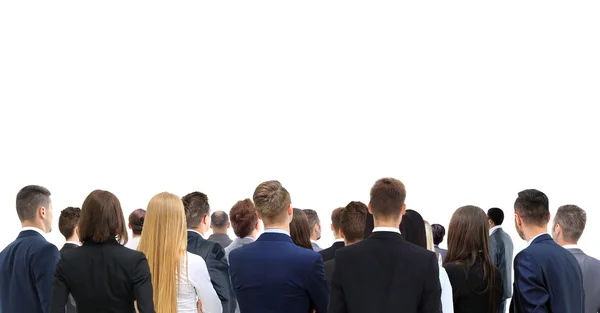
[444,259,503,313]
[324,259,336,287]
[187,231,235,313]
[489,228,514,301]
[50,238,154,313]
[0,230,60,313]
[435,245,447,263]
[59,243,80,313]
[319,241,345,263]
[328,231,441,313]
[208,233,233,248]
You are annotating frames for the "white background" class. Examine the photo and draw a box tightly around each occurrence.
[1,1,599,261]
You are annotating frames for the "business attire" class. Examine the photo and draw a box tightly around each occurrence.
[124,236,141,250]
[179,252,222,313]
[187,230,236,313]
[328,227,441,313]
[49,238,154,313]
[444,258,502,313]
[229,229,329,313]
[319,240,345,263]
[510,234,584,313]
[0,228,60,313]
[565,245,600,313]
[435,244,448,262]
[208,233,233,248]
[439,265,454,313]
[324,259,336,287]
[489,225,514,313]
[224,237,255,263]
[59,241,81,313]
[312,240,322,252]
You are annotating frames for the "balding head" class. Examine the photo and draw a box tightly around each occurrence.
[211,210,230,234]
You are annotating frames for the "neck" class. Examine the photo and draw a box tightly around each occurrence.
[523,225,548,242]
[21,221,47,233]
[66,236,80,244]
[333,232,343,240]
[212,229,227,235]
[557,237,577,247]
[132,233,141,239]
[250,229,259,239]
[373,218,401,229]
[264,223,290,233]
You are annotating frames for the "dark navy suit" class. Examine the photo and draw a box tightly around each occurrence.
[0,229,60,313]
[510,234,584,313]
[229,231,329,313]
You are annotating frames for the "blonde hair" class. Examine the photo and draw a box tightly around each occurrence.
[137,192,188,313]
[253,181,291,223]
[424,220,435,252]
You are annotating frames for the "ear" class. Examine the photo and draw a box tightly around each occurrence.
[515,214,522,226]
[401,204,407,216]
[331,224,335,232]
[128,223,132,230]
[547,213,551,223]
[39,206,47,219]
[288,204,293,216]
[210,224,213,229]
[256,211,263,220]
[367,203,373,214]
[203,215,209,225]
[255,221,260,231]
[339,228,346,239]
[227,222,231,229]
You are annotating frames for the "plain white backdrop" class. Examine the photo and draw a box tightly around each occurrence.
[1,1,599,262]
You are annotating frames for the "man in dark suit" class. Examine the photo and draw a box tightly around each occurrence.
[329,178,441,313]
[487,207,514,313]
[324,201,368,285]
[183,192,235,313]
[510,189,584,313]
[0,185,60,313]
[229,181,329,313]
[319,207,345,263]
[208,210,233,248]
[58,206,81,313]
[552,204,600,313]
[431,224,447,262]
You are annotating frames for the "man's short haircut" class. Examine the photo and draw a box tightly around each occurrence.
[230,199,258,238]
[514,189,550,227]
[431,224,445,245]
[128,208,146,235]
[487,208,505,226]
[182,192,210,229]
[340,201,368,243]
[554,205,587,243]
[211,211,229,229]
[369,178,406,219]
[302,209,320,228]
[59,207,81,239]
[331,207,344,233]
[253,181,291,223]
[16,185,51,222]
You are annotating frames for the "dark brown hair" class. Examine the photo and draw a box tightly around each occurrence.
[514,189,549,227]
[128,208,146,235]
[253,181,291,223]
[290,208,313,250]
[78,190,128,244]
[369,178,406,219]
[59,207,81,239]
[16,185,51,222]
[230,199,258,238]
[340,201,368,243]
[331,207,344,234]
[444,205,499,310]
[182,192,210,229]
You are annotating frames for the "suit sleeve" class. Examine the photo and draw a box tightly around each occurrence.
[489,236,500,268]
[419,253,442,313]
[49,257,68,313]
[307,254,329,313]
[132,255,155,313]
[32,243,60,313]
[207,243,235,313]
[328,254,347,313]
[512,251,549,313]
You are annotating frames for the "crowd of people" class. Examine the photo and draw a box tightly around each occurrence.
[0,178,598,313]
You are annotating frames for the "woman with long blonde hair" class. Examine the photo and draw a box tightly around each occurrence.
[138,192,222,313]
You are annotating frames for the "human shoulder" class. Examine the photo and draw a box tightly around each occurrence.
[31,240,59,257]
[186,251,208,267]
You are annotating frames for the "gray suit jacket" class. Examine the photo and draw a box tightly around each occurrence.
[568,248,600,313]
[434,245,447,263]
[224,237,255,313]
[208,233,233,249]
[489,227,514,300]
[311,242,322,252]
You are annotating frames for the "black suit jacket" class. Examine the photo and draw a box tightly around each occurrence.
[59,243,80,313]
[324,259,336,287]
[444,259,503,313]
[187,230,236,313]
[50,239,154,313]
[328,231,441,313]
[319,241,345,263]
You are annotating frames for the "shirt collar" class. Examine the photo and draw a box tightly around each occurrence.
[188,229,204,239]
[21,226,46,237]
[527,233,548,246]
[241,236,255,241]
[65,241,81,246]
[372,227,401,234]
[311,240,319,244]
[263,228,291,237]
[489,225,502,235]
[562,244,579,250]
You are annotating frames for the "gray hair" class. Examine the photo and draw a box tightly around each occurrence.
[554,205,586,242]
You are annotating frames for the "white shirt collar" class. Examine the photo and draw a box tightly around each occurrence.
[527,233,548,246]
[242,236,255,241]
[489,225,502,235]
[563,244,579,250]
[334,238,344,243]
[263,228,291,237]
[21,226,46,237]
[188,229,204,239]
[311,240,319,244]
[65,241,81,246]
[372,227,401,234]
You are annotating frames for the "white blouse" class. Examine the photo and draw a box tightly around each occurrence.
[178,252,222,313]
[439,265,454,313]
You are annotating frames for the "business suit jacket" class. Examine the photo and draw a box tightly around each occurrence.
[224,237,254,263]
[510,234,584,313]
[229,232,329,313]
[435,245,447,263]
[59,243,80,313]
[319,241,345,263]
[187,231,236,313]
[312,241,322,252]
[0,230,60,313]
[329,231,441,313]
[567,248,600,313]
[209,233,233,248]
[49,238,154,313]
[324,259,336,287]
[444,259,503,313]
[489,227,514,300]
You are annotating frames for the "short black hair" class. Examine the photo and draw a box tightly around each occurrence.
[431,224,445,245]
[182,192,210,229]
[514,189,550,227]
[487,208,505,226]
[16,185,51,222]
[211,211,229,229]
[59,207,81,239]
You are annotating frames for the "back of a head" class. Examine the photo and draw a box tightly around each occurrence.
[399,209,427,249]
[138,192,187,313]
[290,208,313,250]
[181,192,210,229]
[340,201,368,244]
[331,207,344,235]
[59,207,81,240]
[369,177,406,221]
[303,209,320,229]
[431,224,445,246]
[252,180,291,225]
[230,199,258,238]
[514,189,550,227]
[78,190,128,244]
[129,209,146,236]
[211,211,229,230]
[487,207,504,226]
[554,205,586,244]
[16,185,51,222]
